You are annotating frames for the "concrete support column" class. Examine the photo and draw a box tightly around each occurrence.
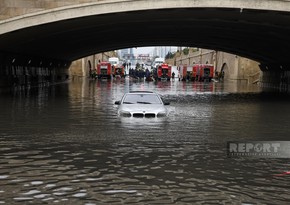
[260,64,290,92]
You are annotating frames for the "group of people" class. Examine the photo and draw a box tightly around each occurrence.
[122,62,131,69]
[128,67,153,81]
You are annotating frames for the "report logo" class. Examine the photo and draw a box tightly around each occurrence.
[227,141,290,158]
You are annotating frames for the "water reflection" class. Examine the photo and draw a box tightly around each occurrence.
[0,78,290,204]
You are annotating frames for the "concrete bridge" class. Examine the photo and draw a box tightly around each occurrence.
[1,0,290,90]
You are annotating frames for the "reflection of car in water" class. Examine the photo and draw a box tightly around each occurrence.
[115,91,170,118]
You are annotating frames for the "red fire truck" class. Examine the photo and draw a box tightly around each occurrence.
[155,63,171,81]
[178,65,188,81]
[113,65,125,78]
[192,64,214,81]
[96,61,112,79]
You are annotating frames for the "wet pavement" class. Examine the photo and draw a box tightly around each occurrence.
[0,78,290,204]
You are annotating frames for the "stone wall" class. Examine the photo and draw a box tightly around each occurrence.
[69,51,117,78]
[174,49,261,83]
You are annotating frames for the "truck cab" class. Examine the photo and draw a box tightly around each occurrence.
[155,63,171,81]
[96,61,112,79]
[113,65,125,78]
[192,64,214,81]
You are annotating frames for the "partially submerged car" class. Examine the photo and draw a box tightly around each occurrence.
[115,91,170,118]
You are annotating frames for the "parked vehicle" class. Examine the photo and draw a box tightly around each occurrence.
[178,65,188,81]
[96,61,112,79]
[154,63,172,81]
[192,64,214,81]
[152,57,165,69]
[115,91,170,118]
[113,65,125,78]
[108,57,119,67]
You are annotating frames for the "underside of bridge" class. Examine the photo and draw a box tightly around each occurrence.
[1,7,290,88]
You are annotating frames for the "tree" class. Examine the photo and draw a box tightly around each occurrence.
[165,51,177,59]
[165,52,174,59]
[182,47,189,55]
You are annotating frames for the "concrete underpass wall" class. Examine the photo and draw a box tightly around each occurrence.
[260,70,290,92]
[237,57,261,84]
[0,53,70,89]
[0,65,69,89]
[69,51,117,78]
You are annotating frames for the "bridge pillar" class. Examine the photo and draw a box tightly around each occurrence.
[259,64,290,92]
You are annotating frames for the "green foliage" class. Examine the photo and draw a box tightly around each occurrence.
[165,52,175,59]
[183,48,189,55]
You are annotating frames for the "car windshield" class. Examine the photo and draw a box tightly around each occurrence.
[123,94,162,104]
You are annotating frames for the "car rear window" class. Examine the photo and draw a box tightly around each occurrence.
[123,94,162,104]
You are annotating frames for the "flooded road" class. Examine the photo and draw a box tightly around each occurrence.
[0,78,290,204]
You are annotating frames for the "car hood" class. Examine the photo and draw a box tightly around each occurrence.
[118,104,167,113]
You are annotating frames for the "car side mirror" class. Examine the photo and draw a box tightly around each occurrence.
[163,101,170,105]
[115,101,121,105]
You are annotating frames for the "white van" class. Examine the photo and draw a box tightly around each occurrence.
[153,57,165,69]
[108,57,119,67]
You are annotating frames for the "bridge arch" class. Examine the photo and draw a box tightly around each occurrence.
[220,63,230,80]
[0,0,290,68]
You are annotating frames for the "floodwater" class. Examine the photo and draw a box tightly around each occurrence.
[0,78,290,204]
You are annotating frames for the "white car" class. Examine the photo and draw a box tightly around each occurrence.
[115,91,170,117]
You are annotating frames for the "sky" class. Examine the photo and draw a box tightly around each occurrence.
[133,47,155,55]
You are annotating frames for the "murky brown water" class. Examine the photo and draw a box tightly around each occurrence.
[0,78,290,204]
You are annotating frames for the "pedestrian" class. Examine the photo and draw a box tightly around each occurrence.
[89,67,92,79]
[172,72,175,80]
[145,68,150,81]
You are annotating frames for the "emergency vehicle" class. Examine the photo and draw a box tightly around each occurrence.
[178,65,188,81]
[192,64,214,81]
[154,63,172,81]
[108,57,119,67]
[113,65,125,78]
[96,61,112,79]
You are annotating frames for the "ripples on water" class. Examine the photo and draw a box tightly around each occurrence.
[0,79,290,204]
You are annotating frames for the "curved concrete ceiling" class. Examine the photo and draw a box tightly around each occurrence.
[0,2,290,66]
